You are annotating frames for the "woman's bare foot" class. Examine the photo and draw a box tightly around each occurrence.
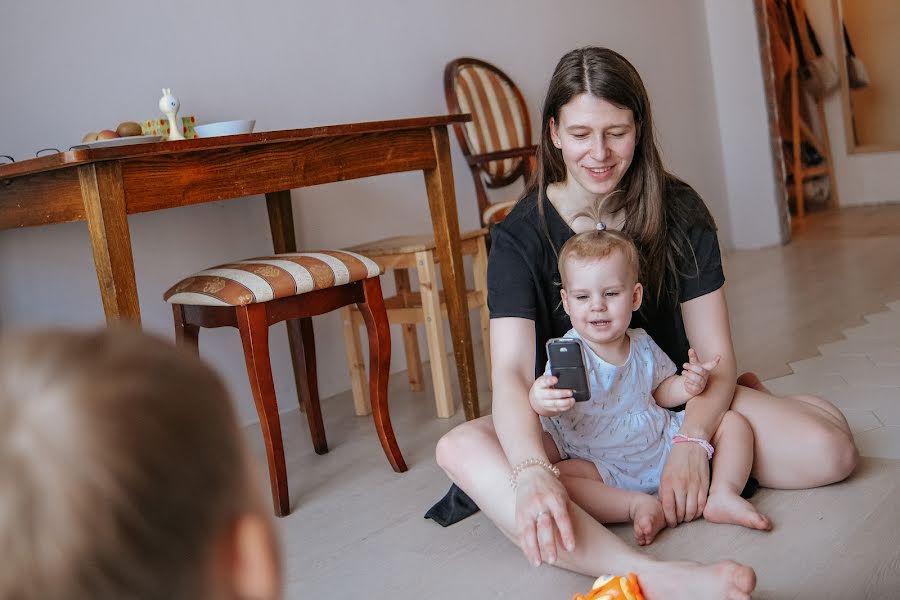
[736,372,768,393]
[639,559,756,600]
[703,489,772,531]
[629,494,667,546]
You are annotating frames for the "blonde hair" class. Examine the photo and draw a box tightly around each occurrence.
[0,327,260,600]
[558,229,641,289]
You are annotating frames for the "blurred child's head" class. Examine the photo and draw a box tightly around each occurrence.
[557,230,643,346]
[0,327,280,600]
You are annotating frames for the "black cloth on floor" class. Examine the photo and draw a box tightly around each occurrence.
[425,476,758,527]
[424,483,479,526]
[741,476,760,499]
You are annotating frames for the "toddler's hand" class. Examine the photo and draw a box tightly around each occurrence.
[529,375,575,416]
[681,348,720,398]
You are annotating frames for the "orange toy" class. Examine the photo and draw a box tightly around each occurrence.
[572,573,645,600]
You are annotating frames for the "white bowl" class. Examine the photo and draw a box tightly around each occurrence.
[194,119,256,138]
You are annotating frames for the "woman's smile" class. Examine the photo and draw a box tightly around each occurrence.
[584,165,615,182]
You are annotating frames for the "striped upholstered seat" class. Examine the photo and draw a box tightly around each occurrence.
[164,250,381,306]
[444,58,536,226]
[163,248,404,518]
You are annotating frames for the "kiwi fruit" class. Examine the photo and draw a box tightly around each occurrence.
[116,121,143,137]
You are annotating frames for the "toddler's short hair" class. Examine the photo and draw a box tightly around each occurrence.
[558,229,641,289]
[0,327,258,600]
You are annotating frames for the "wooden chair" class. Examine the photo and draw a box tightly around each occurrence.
[337,59,535,420]
[341,229,491,419]
[444,57,537,226]
[164,250,406,517]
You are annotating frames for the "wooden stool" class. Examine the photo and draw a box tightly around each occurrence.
[341,229,491,419]
[164,250,407,517]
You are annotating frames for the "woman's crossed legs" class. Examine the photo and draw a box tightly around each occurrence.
[435,377,855,599]
[733,373,857,490]
[436,417,757,600]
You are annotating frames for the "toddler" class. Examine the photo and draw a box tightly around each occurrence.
[531,229,772,545]
[0,327,281,600]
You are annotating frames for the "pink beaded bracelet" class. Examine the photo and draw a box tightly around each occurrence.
[672,433,715,460]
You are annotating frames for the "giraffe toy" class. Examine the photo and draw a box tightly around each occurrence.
[159,88,186,141]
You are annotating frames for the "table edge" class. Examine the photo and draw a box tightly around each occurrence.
[0,114,472,180]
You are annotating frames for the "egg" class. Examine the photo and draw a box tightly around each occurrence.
[96,130,119,140]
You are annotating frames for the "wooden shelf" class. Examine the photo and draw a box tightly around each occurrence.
[785,0,839,221]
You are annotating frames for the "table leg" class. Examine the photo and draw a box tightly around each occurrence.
[265,190,314,417]
[424,127,480,421]
[266,190,297,254]
[77,162,141,323]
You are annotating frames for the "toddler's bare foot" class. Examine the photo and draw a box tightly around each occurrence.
[704,489,772,531]
[629,494,666,546]
[639,559,756,600]
[737,371,769,393]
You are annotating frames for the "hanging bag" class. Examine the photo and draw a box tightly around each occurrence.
[786,1,839,99]
[843,24,870,89]
[804,14,840,97]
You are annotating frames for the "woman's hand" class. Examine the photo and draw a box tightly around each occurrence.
[660,291,735,527]
[680,348,721,398]
[514,467,575,566]
[529,375,575,417]
[658,440,710,527]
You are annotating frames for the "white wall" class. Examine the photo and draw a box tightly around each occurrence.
[0,0,737,424]
[704,0,787,248]
[805,1,900,206]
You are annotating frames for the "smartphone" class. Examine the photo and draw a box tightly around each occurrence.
[545,337,591,402]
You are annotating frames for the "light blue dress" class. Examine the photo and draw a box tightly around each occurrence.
[540,328,685,494]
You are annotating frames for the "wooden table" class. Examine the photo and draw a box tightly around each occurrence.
[0,115,481,420]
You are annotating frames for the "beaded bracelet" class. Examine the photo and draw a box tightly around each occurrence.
[509,458,561,489]
[672,434,715,460]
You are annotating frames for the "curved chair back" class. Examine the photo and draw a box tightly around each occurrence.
[444,58,536,225]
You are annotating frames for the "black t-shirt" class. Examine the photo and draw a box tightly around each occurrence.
[487,183,725,378]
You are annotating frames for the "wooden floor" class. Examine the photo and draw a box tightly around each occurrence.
[725,205,900,380]
[239,205,900,599]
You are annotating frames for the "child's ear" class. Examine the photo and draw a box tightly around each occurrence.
[560,289,571,315]
[631,282,643,311]
[219,514,281,600]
